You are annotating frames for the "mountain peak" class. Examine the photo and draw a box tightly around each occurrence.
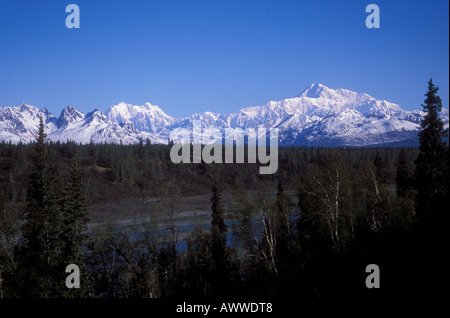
[19,102,38,111]
[110,101,163,113]
[298,83,330,98]
[107,101,176,133]
[60,105,83,116]
[56,105,84,128]
[63,105,78,113]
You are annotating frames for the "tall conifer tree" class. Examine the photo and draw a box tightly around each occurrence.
[19,117,64,297]
[210,179,228,295]
[415,79,449,228]
[60,155,90,297]
[395,147,412,198]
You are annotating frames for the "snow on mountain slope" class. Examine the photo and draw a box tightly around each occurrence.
[49,107,163,144]
[107,102,179,134]
[0,103,55,143]
[56,105,85,128]
[1,84,448,146]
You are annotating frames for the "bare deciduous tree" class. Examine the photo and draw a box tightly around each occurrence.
[254,195,278,275]
[299,156,353,252]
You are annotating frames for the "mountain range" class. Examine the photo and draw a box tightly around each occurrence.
[1,83,448,147]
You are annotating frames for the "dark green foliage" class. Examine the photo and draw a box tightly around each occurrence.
[184,227,214,297]
[18,117,66,297]
[395,147,414,198]
[0,139,419,204]
[0,189,19,298]
[415,79,449,229]
[59,155,91,297]
[230,178,256,257]
[373,150,388,184]
[273,180,293,266]
[411,79,449,304]
[210,180,228,296]
[210,180,227,254]
[13,119,91,297]
[392,148,416,231]
[158,178,181,272]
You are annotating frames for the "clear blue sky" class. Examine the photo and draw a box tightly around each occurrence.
[0,0,448,117]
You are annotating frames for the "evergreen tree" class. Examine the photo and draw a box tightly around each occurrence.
[395,147,413,198]
[412,79,449,302]
[211,180,227,253]
[415,79,449,228]
[210,179,228,296]
[391,147,416,231]
[0,189,18,298]
[185,227,214,297]
[18,117,65,297]
[373,150,387,184]
[231,178,256,258]
[60,155,90,297]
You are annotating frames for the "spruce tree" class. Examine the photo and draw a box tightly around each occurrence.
[60,155,90,297]
[413,79,449,301]
[415,79,449,228]
[210,179,228,295]
[373,150,387,184]
[393,148,415,230]
[19,117,65,297]
[395,147,412,198]
[0,189,17,298]
[211,180,227,253]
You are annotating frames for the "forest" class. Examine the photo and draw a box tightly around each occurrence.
[0,80,448,305]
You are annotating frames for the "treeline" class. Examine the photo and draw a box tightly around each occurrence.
[0,137,418,204]
[0,79,448,302]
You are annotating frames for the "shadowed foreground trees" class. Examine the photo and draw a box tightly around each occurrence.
[413,79,449,299]
[209,180,229,296]
[59,156,90,297]
[415,79,449,230]
[14,118,91,297]
[0,142,444,300]
[17,118,65,297]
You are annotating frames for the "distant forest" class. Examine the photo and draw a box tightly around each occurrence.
[0,80,448,303]
[0,138,419,205]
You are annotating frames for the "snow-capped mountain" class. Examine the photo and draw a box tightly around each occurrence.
[107,102,179,134]
[1,84,448,146]
[0,103,54,143]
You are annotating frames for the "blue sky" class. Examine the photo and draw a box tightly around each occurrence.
[0,0,448,117]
